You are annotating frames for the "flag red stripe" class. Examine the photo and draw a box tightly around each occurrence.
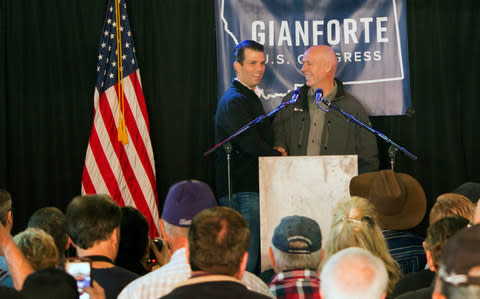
[122,73,158,201]
[87,117,125,206]
[81,163,96,194]
[119,92,159,233]
[100,86,156,231]
[122,74,159,236]
[130,72,151,131]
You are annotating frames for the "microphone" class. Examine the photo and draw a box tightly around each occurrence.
[286,89,300,104]
[315,88,330,112]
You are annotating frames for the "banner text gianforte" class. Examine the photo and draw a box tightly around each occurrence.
[252,17,389,46]
[253,18,389,65]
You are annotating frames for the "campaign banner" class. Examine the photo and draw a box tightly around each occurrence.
[215,0,411,116]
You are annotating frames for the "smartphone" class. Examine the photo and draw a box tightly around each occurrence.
[147,238,164,269]
[65,257,92,293]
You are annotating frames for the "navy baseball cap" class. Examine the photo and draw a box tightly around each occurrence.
[272,215,322,254]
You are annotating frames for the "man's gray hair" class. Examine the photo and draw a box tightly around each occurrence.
[320,247,388,299]
[162,219,189,238]
[271,244,323,272]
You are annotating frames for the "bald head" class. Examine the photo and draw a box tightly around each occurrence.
[307,45,338,68]
[301,45,338,92]
[321,247,388,299]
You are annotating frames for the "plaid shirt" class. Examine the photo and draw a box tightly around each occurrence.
[269,269,321,299]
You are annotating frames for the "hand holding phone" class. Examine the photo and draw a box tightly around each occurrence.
[65,257,92,294]
[148,238,170,270]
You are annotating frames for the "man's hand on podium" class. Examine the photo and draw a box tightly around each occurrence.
[274,146,288,156]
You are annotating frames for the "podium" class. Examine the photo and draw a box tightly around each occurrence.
[258,155,358,271]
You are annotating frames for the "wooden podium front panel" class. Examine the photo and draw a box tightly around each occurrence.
[259,155,357,271]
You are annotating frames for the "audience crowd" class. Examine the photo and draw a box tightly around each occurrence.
[0,174,479,299]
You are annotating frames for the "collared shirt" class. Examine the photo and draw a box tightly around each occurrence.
[118,247,273,299]
[306,83,337,155]
[269,269,321,299]
[118,248,190,299]
[234,78,262,99]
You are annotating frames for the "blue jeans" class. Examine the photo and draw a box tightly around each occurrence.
[219,192,260,274]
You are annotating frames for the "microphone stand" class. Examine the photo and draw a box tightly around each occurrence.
[223,142,233,207]
[204,90,300,207]
[314,89,417,166]
[388,145,398,171]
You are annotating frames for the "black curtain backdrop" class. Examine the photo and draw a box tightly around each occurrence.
[0,0,478,235]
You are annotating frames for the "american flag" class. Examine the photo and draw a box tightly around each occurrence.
[81,0,159,237]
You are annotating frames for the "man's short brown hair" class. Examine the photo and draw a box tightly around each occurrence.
[424,216,470,269]
[28,207,68,258]
[66,194,121,249]
[429,193,475,224]
[188,207,249,276]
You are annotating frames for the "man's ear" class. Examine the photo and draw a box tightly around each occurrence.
[237,251,248,279]
[233,61,242,74]
[65,237,72,250]
[159,218,169,242]
[426,249,436,272]
[111,227,120,243]
[6,210,13,229]
[269,247,276,267]
[269,246,279,273]
[474,201,480,224]
[323,61,333,73]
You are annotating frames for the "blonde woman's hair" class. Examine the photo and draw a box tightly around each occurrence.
[14,227,59,270]
[323,196,402,297]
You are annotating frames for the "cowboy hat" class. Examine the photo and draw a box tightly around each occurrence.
[349,169,426,230]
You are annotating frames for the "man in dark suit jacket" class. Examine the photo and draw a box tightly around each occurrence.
[215,39,281,274]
